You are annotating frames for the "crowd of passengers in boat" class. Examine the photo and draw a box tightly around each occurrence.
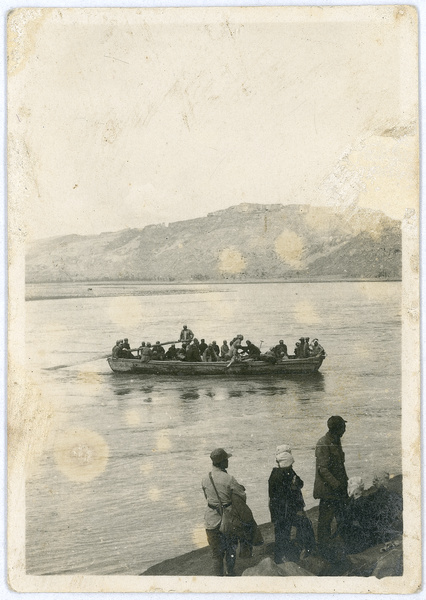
[111,325,325,364]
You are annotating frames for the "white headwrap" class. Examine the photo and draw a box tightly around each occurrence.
[275,445,294,468]
[348,476,364,499]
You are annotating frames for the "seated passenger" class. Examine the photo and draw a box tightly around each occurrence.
[185,340,202,362]
[220,340,229,360]
[112,341,121,358]
[303,337,310,357]
[116,342,127,358]
[310,339,325,356]
[141,343,153,362]
[176,343,187,361]
[198,339,208,355]
[293,341,301,358]
[259,348,277,364]
[165,344,178,360]
[245,340,261,359]
[203,344,218,362]
[211,341,220,356]
[274,340,288,359]
[152,341,165,360]
[122,338,131,350]
[340,472,403,554]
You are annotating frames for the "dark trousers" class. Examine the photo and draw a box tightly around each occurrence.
[274,514,316,563]
[206,527,238,576]
[317,498,347,550]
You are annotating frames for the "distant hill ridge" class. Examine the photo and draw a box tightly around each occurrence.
[26,203,401,282]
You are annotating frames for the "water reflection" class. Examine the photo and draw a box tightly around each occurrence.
[179,390,200,400]
[114,388,132,396]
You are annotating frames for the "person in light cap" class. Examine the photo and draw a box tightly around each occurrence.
[268,445,316,563]
[313,416,349,559]
[201,448,246,576]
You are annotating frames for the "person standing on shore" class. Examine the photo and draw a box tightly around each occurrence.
[313,416,349,558]
[202,448,246,576]
[268,445,316,563]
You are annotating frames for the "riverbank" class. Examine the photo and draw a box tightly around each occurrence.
[142,475,402,578]
[25,278,401,301]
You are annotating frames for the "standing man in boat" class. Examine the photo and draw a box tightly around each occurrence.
[202,448,246,576]
[179,325,194,343]
[313,416,349,560]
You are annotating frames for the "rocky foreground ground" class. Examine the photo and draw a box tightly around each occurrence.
[142,475,402,578]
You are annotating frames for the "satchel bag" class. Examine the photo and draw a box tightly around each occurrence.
[219,505,235,535]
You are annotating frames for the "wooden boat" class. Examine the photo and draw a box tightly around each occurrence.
[107,354,325,376]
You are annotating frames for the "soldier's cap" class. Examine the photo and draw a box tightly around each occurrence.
[327,415,347,430]
[210,448,232,463]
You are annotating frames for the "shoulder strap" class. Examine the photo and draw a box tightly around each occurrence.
[209,472,224,516]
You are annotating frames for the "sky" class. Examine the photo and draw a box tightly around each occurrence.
[8,5,418,240]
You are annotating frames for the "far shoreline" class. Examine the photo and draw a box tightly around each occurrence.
[25,277,401,301]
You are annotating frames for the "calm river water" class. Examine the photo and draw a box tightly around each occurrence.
[25,281,401,575]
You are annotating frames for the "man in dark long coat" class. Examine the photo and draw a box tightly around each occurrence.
[313,415,349,557]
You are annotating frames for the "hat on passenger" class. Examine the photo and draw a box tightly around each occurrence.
[327,415,347,431]
[210,448,232,463]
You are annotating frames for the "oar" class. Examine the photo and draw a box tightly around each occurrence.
[128,340,180,352]
[226,355,237,369]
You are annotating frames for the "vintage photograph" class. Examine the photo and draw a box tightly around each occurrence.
[7,5,420,594]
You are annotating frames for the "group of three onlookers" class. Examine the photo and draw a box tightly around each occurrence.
[202,415,402,576]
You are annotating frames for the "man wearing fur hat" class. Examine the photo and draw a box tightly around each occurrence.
[268,445,316,563]
[202,448,246,576]
[313,415,349,557]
